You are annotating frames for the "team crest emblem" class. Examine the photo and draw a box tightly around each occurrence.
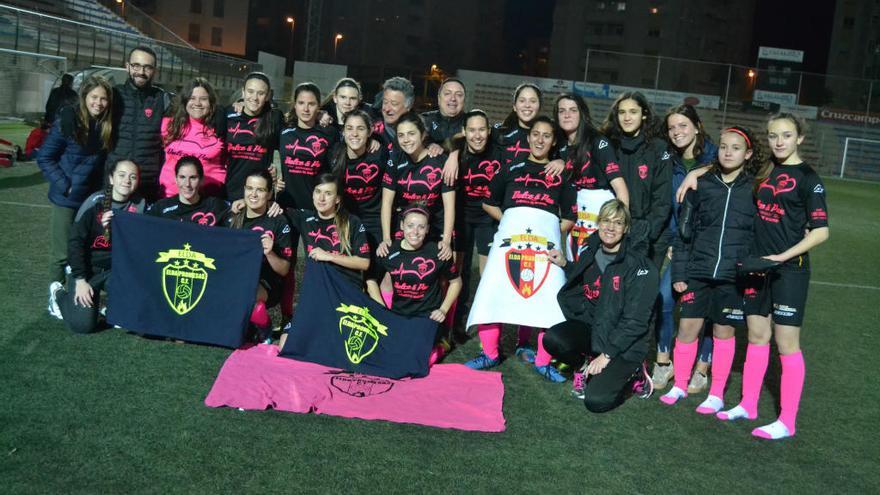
[336,304,388,364]
[638,164,648,179]
[501,230,554,298]
[155,243,216,315]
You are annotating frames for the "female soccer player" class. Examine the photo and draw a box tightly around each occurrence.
[330,109,387,249]
[651,104,719,391]
[555,93,629,258]
[320,77,364,133]
[48,160,143,332]
[38,75,113,313]
[367,206,462,365]
[659,126,763,413]
[226,170,293,342]
[497,83,542,165]
[717,114,829,440]
[600,91,672,268]
[158,77,225,198]
[542,199,658,411]
[464,116,577,383]
[378,112,455,261]
[223,72,283,201]
[147,156,228,225]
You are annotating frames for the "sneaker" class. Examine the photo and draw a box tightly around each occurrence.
[631,362,654,399]
[687,371,708,394]
[47,282,63,320]
[464,352,501,370]
[514,346,536,363]
[650,362,673,389]
[571,371,586,399]
[534,364,566,383]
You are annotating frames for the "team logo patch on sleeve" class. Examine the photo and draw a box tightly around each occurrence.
[156,243,216,315]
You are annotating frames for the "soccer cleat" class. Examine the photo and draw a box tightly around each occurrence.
[515,346,536,363]
[687,370,708,394]
[631,362,655,399]
[464,352,501,370]
[571,371,586,399]
[534,364,566,383]
[751,420,794,440]
[650,362,673,389]
[48,282,63,320]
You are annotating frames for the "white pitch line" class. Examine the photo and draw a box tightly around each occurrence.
[0,200,50,208]
[811,280,880,291]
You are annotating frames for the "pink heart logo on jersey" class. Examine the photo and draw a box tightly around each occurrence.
[92,235,109,249]
[478,159,501,178]
[758,173,798,196]
[251,225,275,241]
[353,162,379,183]
[144,108,153,119]
[420,165,442,189]
[542,171,563,187]
[191,212,216,226]
[411,257,436,279]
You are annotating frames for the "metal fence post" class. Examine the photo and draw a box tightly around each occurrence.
[583,48,591,82]
[721,64,732,130]
[654,56,661,89]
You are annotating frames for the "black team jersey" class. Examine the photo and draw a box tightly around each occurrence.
[752,163,829,267]
[458,147,502,225]
[495,125,531,165]
[485,159,577,221]
[382,153,456,240]
[286,208,371,286]
[375,240,459,317]
[340,147,388,234]
[68,197,143,280]
[560,135,622,191]
[227,212,293,287]
[146,196,229,226]
[277,125,338,209]
[223,108,283,201]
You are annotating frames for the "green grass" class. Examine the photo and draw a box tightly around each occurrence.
[1,163,878,493]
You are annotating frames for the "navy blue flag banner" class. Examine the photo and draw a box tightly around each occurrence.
[107,211,263,348]
[280,260,437,379]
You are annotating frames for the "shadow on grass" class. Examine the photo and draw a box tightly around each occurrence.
[0,170,46,190]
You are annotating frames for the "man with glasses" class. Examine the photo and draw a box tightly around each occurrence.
[106,46,171,201]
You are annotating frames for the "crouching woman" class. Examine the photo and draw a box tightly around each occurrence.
[543,199,658,412]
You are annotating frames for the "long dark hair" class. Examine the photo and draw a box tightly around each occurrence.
[286,82,322,127]
[395,112,428,158]
[664,104,707,159]
[601,91,661,143]
[500,83,543,130]
[75,75,113,150]
[165,77,217,145]
[315,173,353,255]
[101,159,140,243]
[330,109,373,177]
[454,109,491,162]
[230,169,273,229]
[554,93,600,167]
[241,72,277,147]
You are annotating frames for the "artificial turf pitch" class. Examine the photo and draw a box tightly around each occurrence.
[1,155,878,493]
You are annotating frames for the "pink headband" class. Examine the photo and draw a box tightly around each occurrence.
[723,127,752,149]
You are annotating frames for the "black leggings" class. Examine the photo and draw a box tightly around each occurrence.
[57,270,110,334]
[544,319,642,413]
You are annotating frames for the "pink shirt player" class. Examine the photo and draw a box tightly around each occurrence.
[158,116,225,197]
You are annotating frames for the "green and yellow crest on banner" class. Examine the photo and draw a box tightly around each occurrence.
[336,304,388,364]
[156,243,216,315]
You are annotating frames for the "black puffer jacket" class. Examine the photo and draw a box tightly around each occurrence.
[106,80,171,180]
[557,233,659,363]
[421,110,465,147]
[672,171,756,283]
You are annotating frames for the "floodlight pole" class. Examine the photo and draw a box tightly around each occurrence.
[583,48,591,82]
[721,64,732,129]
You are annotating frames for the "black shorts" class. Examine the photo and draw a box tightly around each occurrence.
[457,221,495,256]
[742,267,810,326]
[260,276,283,308]
[678,278,745,326]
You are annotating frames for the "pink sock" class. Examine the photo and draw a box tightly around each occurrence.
[778,351,805,435]
[478,323,501,360]
[672,339,698,391]
[708,337,736,398]
[428,344,445,366]
[281,257,296,318]
[535,331,552,367]
[517,325,532,347]
[250,301,270,328]
[740,343,770,418]
[381,290,393,308]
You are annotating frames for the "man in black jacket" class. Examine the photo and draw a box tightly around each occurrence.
[44,74,77,124]
[421,78,466,150]
[106,46,171,202]
[544,199,658,412]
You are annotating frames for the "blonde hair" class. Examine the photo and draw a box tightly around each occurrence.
[597,199,631,230]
